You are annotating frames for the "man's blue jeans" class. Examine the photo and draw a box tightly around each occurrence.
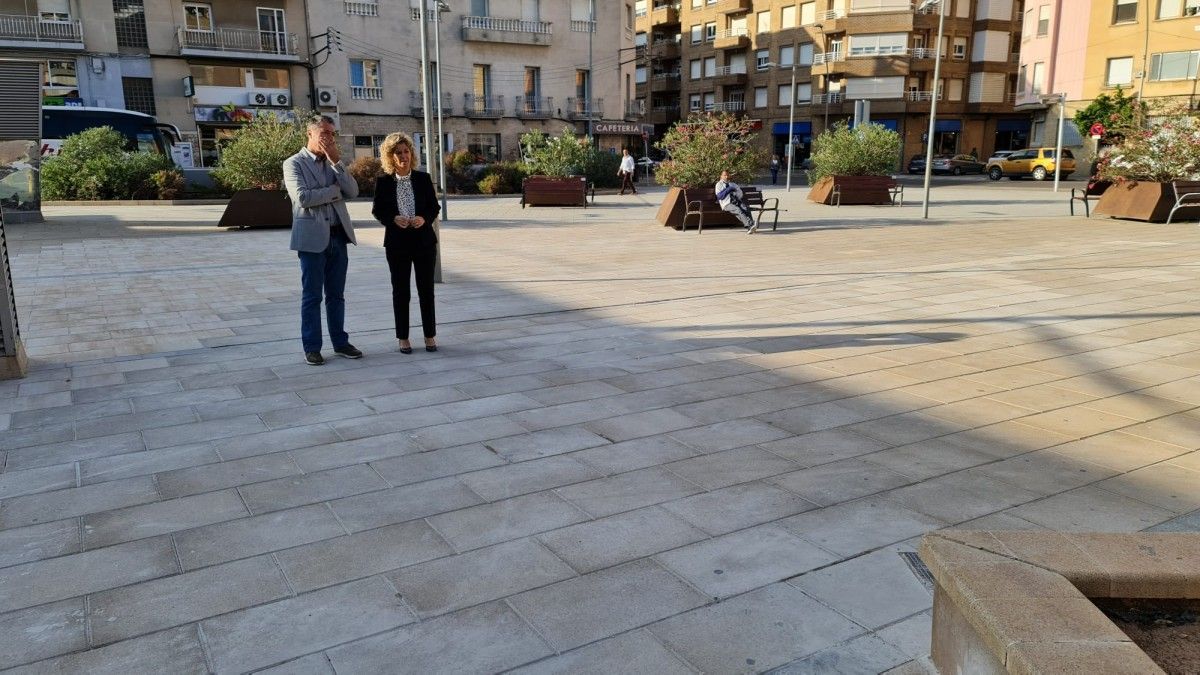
[297,229,349,353]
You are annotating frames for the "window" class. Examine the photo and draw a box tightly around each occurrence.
[704,22,716,40]
[797,83,812,101]
[756,49,770,70]
[576,69,590,101]
[689,93,701,111]
[1022,8,1034,36]
[189,64,243,87]
[781,5,797,26]
[848,33,908,56]
[690,58,702,78]
[948,78,964,100]
[252,68,289,88]
[626,3,634,29]
[467,133,500,162]
[757,10,771,32]
[112,0,148,48]
[777,83,792,105]
[122,76,156,115]
[635,31,647,47]
[1158,0,1200,17]
[183,3,213,31]
[690,24,702,43]
[635,65,647,83]
[704,56,716,76]
[800,1,815,24]
[703,92,715,110]
[1018,65,1026,92]
[1150,50,1198,80]
[38,0,70,21]
[692,0,701,6]
[1105,56,1133,85]
[1031,61,1044,93]
[799,43,813,65]
[729,53,746,73]
[471,0,489,15]
[1036,5,1049,35]
[43,58,77,96]
[1113,0,1137,22]
[351,59,382,98]
[754,86,767,107]
[780,45,794,66]
[525,66,541,98]
[952,36,967,59]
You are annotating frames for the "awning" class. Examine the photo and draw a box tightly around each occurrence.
[934,119,962,132]
[996,119,1031,132]
[772,121,812,134]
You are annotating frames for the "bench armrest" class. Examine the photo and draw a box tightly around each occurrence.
[761,197,779,210]
[1176,193,1200,205]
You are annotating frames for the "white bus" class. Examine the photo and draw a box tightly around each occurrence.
[41,107,186,165]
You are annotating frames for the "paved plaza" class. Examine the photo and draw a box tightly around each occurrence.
[2,182,1199,673]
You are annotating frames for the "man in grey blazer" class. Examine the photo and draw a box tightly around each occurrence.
[284,115,362,365]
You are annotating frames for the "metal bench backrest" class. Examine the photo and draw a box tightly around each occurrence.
[1173,180,1200,197]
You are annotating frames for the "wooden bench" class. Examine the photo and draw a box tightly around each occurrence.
[521,176,589,208]
[1165,179,1200,224]
[1069,179,1110,217]
[828,176,904,206]
[682,186,783,234]
[741,187,782,231]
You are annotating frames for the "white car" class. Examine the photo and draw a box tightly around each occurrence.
[636,157,659,171]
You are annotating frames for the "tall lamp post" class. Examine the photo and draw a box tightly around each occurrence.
[919,0,946,220]
[816,23,829,132]
[1043,93,1066,193]
[785,23,822,192]
[433,0,449,220]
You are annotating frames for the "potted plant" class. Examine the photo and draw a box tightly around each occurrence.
[806,122,902,205]
[653,112,765,228]
[213,112,309,228]
[518,128,617,207]
[1093,102,1200,222]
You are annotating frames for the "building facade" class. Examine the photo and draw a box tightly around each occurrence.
[634,0,1030,167]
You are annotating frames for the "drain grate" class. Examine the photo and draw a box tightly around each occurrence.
[899,551,935,593]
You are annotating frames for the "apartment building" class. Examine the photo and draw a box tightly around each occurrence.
[309,0,638,164]
[634,0,1030,166]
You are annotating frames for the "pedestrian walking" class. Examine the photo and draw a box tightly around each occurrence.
[283,115,362,366]
[770,154,780,185]
[618,148,638,195]
[715,170,757,234]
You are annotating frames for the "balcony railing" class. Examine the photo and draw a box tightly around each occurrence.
[652,104,681,113]
[625,101,645,117]
[852,0,914,12]
[0,14,83,44]
[709,100,745,111]
[907,90,943,101]
[717,27,749,39]
[714,65,748,76]
[177,26,299,57]
[909,47,936,58]
[819,9,847,20]
[812,51,845,64]
[409,90,452,115]
[653,71,681,80]
[345,1,378,16]
[463,15,552,33]
[464,93,504,117]
[352,86,384,100]
[813,92,844,103]
[566,97,604,120]
[848,45,907,57]
[570,19,596,32]
[515,95,554,118]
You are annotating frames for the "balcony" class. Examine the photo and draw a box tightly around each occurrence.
[177,26,301,61]
[461,15,553,46]
[344,1,378,16]
[463,93,504,118]
[409,90,453,116]
[0,14,83,49]
[570,19,595,32]
[714,66,748,86]
[652,38,680,59]
[649,71,681,92]
[515,95,554,119]
[706,100,745,112]
[715,0,752,14]
[650,3,680,26]
[352,86,384,100]
[812,51,845,65]
[625,101,645,120]
[713,27,749,50]
[566,97,604,120]
[813,92,844,103]
[646,104,680,124]
[910,47,937,59]
[848,45,907,57]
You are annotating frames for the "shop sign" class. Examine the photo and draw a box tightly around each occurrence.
[593,122,643,135]
[194,105,297,124]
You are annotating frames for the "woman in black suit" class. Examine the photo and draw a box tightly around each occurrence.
[372,132,441,353]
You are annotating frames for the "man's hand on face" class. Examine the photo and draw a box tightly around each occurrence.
[321,136,340,164]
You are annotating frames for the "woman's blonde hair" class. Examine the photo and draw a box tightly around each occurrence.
[379,132,415,175]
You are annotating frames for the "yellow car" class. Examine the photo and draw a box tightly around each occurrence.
[986,147,1076,181]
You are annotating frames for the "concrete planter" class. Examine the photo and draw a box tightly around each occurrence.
[808,175,894,205]
[217,189,293,229]
[1092,180,1175,223]
[654,187,742,230]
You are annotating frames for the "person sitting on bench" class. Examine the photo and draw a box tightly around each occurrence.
[715,170,757,234]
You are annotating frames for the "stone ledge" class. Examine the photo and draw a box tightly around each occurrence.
[920,530,1200,674]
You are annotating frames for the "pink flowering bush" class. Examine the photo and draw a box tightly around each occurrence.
[655,112,765,188]
[1097,104,1200,183]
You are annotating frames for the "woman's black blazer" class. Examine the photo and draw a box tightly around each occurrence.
[372,171,441,250]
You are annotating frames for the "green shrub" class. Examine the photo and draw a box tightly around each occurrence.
[806,122,902,184]
[520,128,626,188]
[655,112,765,188]
[349,156,383,196]
[41,126,173,200]
[444,149,480,194]
[476,161,529,194]
[580,151,622,188]
[151,168,186,200]
[212,112,310,191]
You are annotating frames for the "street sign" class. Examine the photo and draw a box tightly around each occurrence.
[182,75,195,98]
[1088,122,1105,137]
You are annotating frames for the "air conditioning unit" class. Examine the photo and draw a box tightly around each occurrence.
[273,92,291,107]
[249,91,291,107]
[317,86,338,108]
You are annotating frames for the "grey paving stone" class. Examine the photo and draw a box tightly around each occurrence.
[0,425,76,454]
[457,456,603,502]
[275,520,453,593]
[555,466,703,518]
[0,391,71,414]
[88,555,290,645]
[778,498,948,558]
[757,430,893,467]
[82,489,248,549]
[0,464,77,500]
[253,652,335,675]
[484,426,612,462]
[296,377,410,405]
[537,506,708,574]
[388,538,575,617]
[758,401,874,437]
[9,399,132,430]
[0,476,159,530]
[668,418,793,454]
[1008,484,1177,532]
[328,477,484,532]
[1146,509,1200,532]
[438,392,542,423]
[649,583,864,674]
[357,386,474,419]
[370,443,506,487]
[3,433,144,471]
[523,381,627,406]
[213,423,342,461]
[156,453,301,499]
[0,536,177,614]
[427,491,589,552]
[261,400,375,431]
[80,443,221,485]
[768,634,909,675]
[875,610,933,659]
[789,548,932,630]
[290,431,423,473]
[74,407,199,441]
[141,414,270,450]
[326,601,551,674]
[129,385,244,413]
[0,520,80,569]
[768,459,915,507]
[661,481,818,535]
[201,577,416,674]
[195,392,308,423]
[179,367,280,390]
[239,464,389,515]
[408,414,530,451]
[0,599,87,670]
[508,559,709,652]
[860,440,999,482]
[509,629,695,675]
[666,446,802,490]
[585,408,700,442]
[570,435,699,474]
[2,624,208,675]
[655,524,837,599]
[883,472,1043,525]
[175,503,345,571]
[507,400,625,433]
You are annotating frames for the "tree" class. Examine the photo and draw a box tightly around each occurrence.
[212,112,310,191]
[1073,87,1144,141]
[806,122,901,183]
[654,112,765,188]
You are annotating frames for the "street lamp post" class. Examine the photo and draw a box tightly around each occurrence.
[1047,93,1066,193]
[919,0,946,220]
[433,0,448,220]
[816,24,829,133]
[785,49,798,192]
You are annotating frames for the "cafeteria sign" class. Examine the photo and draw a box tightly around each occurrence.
[593,122,644,135]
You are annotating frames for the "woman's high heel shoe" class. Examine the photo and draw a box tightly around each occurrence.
[425,340,438,353]
[398,340,413,354]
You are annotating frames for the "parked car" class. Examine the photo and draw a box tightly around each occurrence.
[986,147,1076,181]
[636,156,659,172]
[907,154,933,174]
[933,154,986,175]
[988,150,1017,162]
